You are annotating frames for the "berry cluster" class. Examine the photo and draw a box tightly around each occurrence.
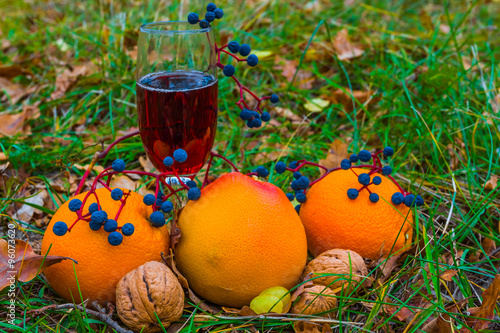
[55,140,243,246]
[187,3,280,128]
[272,147,423,214]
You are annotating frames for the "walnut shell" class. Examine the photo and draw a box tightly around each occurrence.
[290,285,337,315]
[116,261,184,332]
[302,249,368,293]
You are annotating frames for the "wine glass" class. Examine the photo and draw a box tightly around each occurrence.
[136,21,218,180]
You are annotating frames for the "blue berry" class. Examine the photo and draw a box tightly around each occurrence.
[91,210,107,224]
[247,118,262,128]
[187,12,199,24]
[286,193,294,201]
[404,194,416,207]
[88,203,99,214]
[188,187,201,201]
[247,54,258,67]
[150,211,166,227]
[163,156,174,167]
[186,180,197,188]
[199,19,209,29]
[369,193,379,203]
[295,204,301,214]
[214,8,224,19]
[108,231,123,246]
[161,201,174,213]
[240,108,252,120]
[293,171,302,180]
[68,199,82,212]
[391,192,404,205]
[89,221,103,231]
[341,159,351,170]
[349,154,358,163]
[206,2,217,11]
[347,188,359,200]
[156,198,163,207]
[372,176,382,185]
[382,166,392,176]
[275,161,287,174]
[121,223,135,236]
[358,150,372,162]
[261,111,271,122]
[256,166,269,177]
[416,195,424,207]
[270,94,279,103]
[143,194,156,206]
[103,219,118,232]
[383,146,394,157]
[228,41,240,53]
[112,159,126,172]
[173,149,188,163]
[291,180,300,191]
[111,188,123,201]
[53,221,68,236]
[289,161,298,169]
[205,12,215,22]
[223,64,235,77]
[251,111,260,119]
[358,173,370,186]
[239,44,251,56]
[297,176,310,189]
[296,193,307,203]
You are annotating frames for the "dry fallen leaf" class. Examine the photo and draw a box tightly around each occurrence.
[0,239,76,291]
[304,98,330,112]
[333,29,364,61]
[273,57,313,89]
[12,190,48,223]
[0,77,35,105]
[0,104,40,137]
[139,156,155,173]
[0,64,31,80]
[439,270,458,282]
[318,139,348,175]
[324,89,379,114]
[484,175,498,191]
[50,62,97,100]
[465,274,500,331]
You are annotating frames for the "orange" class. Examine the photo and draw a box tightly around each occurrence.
[300,169,413,259]
[41,188,169,305]
[175,172,307,308]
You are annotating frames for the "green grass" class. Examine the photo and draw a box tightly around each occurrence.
[1,0,500,332]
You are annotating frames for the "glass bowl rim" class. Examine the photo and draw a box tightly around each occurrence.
[140,20,212,35]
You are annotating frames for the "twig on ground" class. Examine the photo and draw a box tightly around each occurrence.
[28,303,132,333]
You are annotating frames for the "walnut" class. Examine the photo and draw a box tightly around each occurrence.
[116,261,184,332]
[302,249,368,293]
[290,285,337,315]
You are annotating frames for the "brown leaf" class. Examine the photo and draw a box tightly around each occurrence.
[333,29,364,61]
[466,274,500,330]
[0,77,31,104]
[50,63,96,100]
[0,104,40,137]
[12,190,48,222]
[383,303,415,322]
[324,89,379,114]
[0,64,31,80]
[318,139,348,175]
[421,314,453,333]
[468,236,497,263]
[0,239,76,290]
[139,156,155,173]
[439,270,458,282]
[381,255,400,278]
[109,175,136,191]
[484,175,498,191]
[273,57,313,89]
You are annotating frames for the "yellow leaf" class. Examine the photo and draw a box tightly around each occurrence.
[251,50,273,59]
[304,98,330,112]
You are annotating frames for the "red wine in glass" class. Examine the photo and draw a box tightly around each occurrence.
[136,71,218,176]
